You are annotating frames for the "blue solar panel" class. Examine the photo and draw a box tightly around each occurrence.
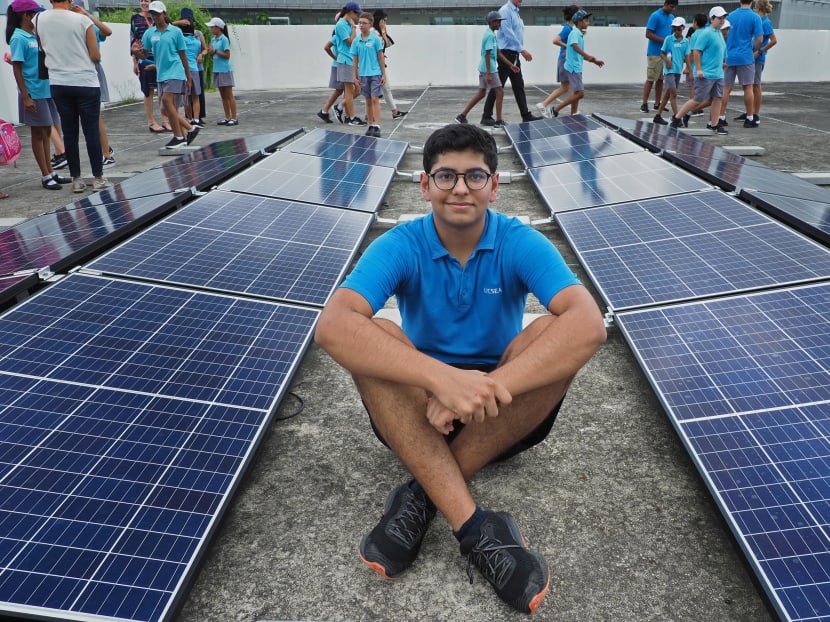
[0,272,318,622]
[511,127,641,169]
[556,190,830,310]
[0,193,186,278]
[185,128,303,158]
[85,190,374,306]
[285,128,409,169]
[615,282,830,622]
[219,151,393,213]
[504,114,602,144]
[740,189,830,247]
[530,151,711,213]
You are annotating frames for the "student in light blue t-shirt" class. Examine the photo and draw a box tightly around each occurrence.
[536,4,578,118]
[455,11,507,129]
[552,10,604,118]
[653,16,689,125]
[207,17,237,126]
[350,12,386,137]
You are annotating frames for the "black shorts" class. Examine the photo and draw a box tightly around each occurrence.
[366,363,565,463]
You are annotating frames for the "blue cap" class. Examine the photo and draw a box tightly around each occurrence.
[344,1,362,13]
[572,10,592,22]
[180,6,194,21]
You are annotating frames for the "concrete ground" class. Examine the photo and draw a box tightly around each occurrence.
[1,82,829,622]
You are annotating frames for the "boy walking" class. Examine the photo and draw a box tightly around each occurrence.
[351,12,386,137]
[551,10,605,117]
[653,17,689,125]
[456,11,506,129]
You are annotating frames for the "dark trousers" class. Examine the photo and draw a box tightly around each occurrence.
[51,84,103,178]
[482,49,531,121]
[198,69,207,119]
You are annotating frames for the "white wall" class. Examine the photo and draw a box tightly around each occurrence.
[2,21,828,123]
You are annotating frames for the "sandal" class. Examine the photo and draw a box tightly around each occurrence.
[0,191,8,199]
[149,124,166,133]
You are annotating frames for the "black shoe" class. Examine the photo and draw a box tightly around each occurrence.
[719,119,729,127]
[186,126,200,145]
[348,117,368,126]
[317,109,334,124]
[480,116,496,126]
[165,136,188,149]
[372,126,381,138]
[669,116,682,128]
[682,113,691,127]
[51,173,71,184]
[734,112,747,121]
[653,102,660,110]
[653,114,668,125]
[359,482,436,579]
[522,113,543,122]
[392,110,408,119]
[639,103,649,113]
[743,118,758,128]
[42,176,63,190]
[713,122,729,135]
[455,113,468,124]
[51,153,68,169]
[216,119,229,125]
[551,107,559,118]
[461,512,550,614]
[334,104,345,124]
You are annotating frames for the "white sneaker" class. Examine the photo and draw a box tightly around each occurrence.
[536,102,550,119]
[72,178,87,193]
[92,177,109,191]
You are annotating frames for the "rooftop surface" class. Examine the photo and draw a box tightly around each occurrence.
[1,82,829,622]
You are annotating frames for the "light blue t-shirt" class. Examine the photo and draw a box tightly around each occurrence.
[557,23,572,61]
[646,7,674,56]
[183,34,201,72]
[758,15,774,63]
[9,29,50,100]
[142,24,187,82]
[661,34,689,75]
[350,32,383,77]
[693,25,726,80]
[726,7,762,66]
[564,28,585,74]
[335,18,354,65]
[210,33,232,73]
[340,210,580,365]
[478,27,498,74]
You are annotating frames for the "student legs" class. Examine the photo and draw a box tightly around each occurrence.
[218,86,237,121]
[31,125,53,177]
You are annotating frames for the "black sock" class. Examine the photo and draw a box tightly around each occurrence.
[453,506,486,543]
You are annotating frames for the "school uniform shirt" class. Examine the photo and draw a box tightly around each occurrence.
[725,7,762,66]
[142,24,187,82]
[758,16,774,63]
[660,35,689,75]
[564,28,585,74]
[350,32,383,77]
[210,33,232,73]
[693,26,726,80]
[340,210,580,366]
[334,17,354,65]
[687,28,704,76]
[478,27,498,74]
[9,29,50,100]
[184,34,201,72]
[646,7,674,56]
[557,23,572,61]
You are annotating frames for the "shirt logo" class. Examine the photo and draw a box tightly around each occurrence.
[483,287,502,295]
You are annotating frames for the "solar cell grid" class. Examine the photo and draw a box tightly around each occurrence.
[616,283,830,621]
[530,150,710,213]
[0,272,318,621]
[512,127,641,169]
[219,150,393,213]
[285,128,409,169]
[85,191,373,306]
[504,114,601,144]
[740,189,830,247]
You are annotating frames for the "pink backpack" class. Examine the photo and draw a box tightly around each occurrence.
[0,119,22,167]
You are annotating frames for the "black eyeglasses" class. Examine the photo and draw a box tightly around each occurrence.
[427,168,492,190]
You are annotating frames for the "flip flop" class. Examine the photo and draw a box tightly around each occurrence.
[149,125,166,133]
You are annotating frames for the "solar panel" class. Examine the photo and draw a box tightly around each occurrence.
[185,128,303,157]
[0,273,39,306]
[512,127,642,169]
[0,272,319,622]
[530,151,711,213]
[556,190,830,310]
[0,193,186,278]
[285,128,409,169]
[219,150,394,213]
[615,282,830,622]
[84,190,374,306]
[504,114,602,144]
[740,189,830,247]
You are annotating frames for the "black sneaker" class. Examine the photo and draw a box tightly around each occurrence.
[51,153,68,169]
[461,512,550,614]
[372,126,381,138]
[480,116,496,126]
[522,113,543,122]
[216,119,229,125]
[186,126,200,145]
[551,107,559,118]
[42,176,62,190]
[713,122,729,135]
[317,110,333,124]
[682,113,691,127]
[653,114,668,125]
[348,116,368,126]
[639,103,649,113]
[392,110,408,119]
[165,136,188,149]
[493,120,506,129]
[734,112,747,121]
[51,173,71,184]
[719,119,729,127]
[334,104,345,124]
[455,113,468,124]
[743,118,758,128]
[653,102,660,110]
[359,482,436,579]
[102,156,116,168]
[669,115,682,128]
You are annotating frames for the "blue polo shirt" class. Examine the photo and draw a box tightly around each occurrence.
[210,33,232,73]
[478,28,498,74]
[646,7,674,56]
[335,17,354,65]
[9,29,50,100]
[350,32,383,77]
[564,28,585,74]
[340,210,580,365]
[758,16,774,63]
[557,23,573,61]
[693,25,726,79]
[661,34,689,75]
[142,24,187,82]
[726,6,762,66]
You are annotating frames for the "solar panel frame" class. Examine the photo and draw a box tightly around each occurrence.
[284,128,409,169]
[511,127,642,169]
[556,190,830,310]
[0,272,319,622]
[219,150,394,213]
[530,151,712,213]
[83,190,375,306]
[740,188,830,247]
[0,273,39,307]
[615,282,830,622]
[504,114,602,144]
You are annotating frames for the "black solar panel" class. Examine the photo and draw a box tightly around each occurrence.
[740,189,830,247]
[512,127,641,169]
[530,151,711,213]
[85,191,374,306]
[219,150,394,213]
[0,272,318,622]
[185,128,303,157]
[285,128,409,169]
[0,273,39,306]
[615,282,830,622]
[556,190,830,310]
[504,114,601,144]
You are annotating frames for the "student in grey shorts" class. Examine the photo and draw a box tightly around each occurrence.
[551,10,605,118]
[718,0,762,127]
[455,11,506,129]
